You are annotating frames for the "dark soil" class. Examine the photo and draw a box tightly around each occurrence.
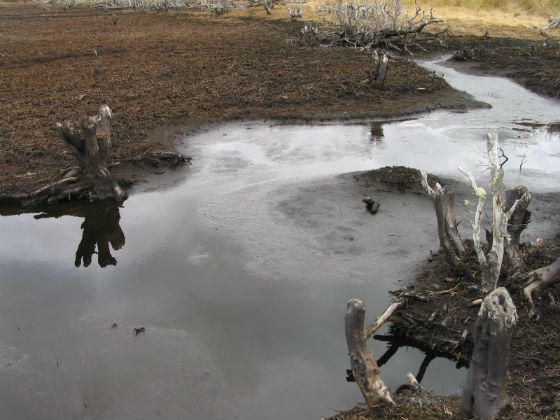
[0,3,480,198]
[447,36,560,99]
[332,167,560,419]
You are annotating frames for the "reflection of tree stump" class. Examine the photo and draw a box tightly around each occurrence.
[462,288,517,420]
[75,202,125,268]
[30,200,126,268]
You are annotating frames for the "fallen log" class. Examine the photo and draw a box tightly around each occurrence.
[462,287,517,420]
[345,299,394,406]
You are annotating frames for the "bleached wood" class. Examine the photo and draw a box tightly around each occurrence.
[366,300,402,338]
[345,299,394,407]
[524,257,560,317]
[462,287,517,420]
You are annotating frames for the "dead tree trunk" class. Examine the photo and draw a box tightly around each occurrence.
[524,257,560,317]
[370,50,388,87]
[421,172,465,269]
[462,287,517,420]
[345,299,394,406]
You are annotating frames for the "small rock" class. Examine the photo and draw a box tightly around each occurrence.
[362,197,380,214]
[133,327,146,336]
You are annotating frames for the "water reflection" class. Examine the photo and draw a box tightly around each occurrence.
[374,335,467,385]
[1,201,125,268]
[369,122,384,143]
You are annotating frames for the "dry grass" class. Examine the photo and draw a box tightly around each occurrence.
[301,0,558,39]
[403,0,560,16]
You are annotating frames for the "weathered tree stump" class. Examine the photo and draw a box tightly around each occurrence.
[505,186,531,268]
[56,104,113,180]
[28,105,125,204]
[421,172,465,269]
[345,299,394,406]
[462,287,517,420]
[370,50,388,87]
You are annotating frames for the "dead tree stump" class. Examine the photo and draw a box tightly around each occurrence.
[370,50,388,87]
[462,287,517,420]
[421,172,465,269]
[505,186,531,268]
[345,299,394,406]
[28,105,125,204]
[56,104,113,180]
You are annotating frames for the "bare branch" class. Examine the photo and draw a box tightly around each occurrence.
[366,300,402,338]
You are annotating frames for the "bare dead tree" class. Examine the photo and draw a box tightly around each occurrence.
[462,287,517,420]
[345,299,394,406]
[333,0,443,53]
[459,134,530,292]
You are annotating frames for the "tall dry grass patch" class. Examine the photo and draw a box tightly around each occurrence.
[402,0,559,15]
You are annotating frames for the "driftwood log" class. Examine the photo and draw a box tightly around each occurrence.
[345,299,394,406]
[462,287,517,420]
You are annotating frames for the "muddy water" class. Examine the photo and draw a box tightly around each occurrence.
[1,58,560,419]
